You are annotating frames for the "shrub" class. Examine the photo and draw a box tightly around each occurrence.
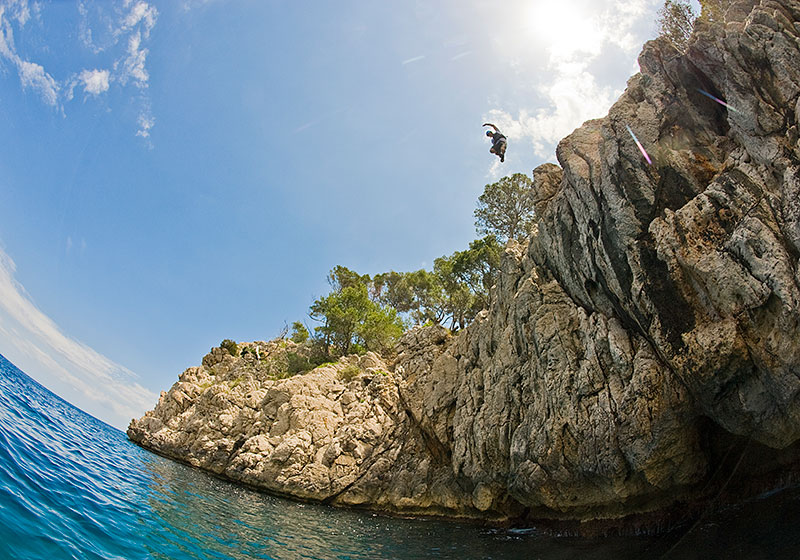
[287,351,312,375]
[220,339,239,356]
[290,321,310,343]
[262,354,289,379]
[339,363,361,383]
[229,376,244,388]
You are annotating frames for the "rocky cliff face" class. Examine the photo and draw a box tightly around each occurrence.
[129,0,800,526]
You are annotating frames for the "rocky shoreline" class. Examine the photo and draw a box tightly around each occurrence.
[130,0,800,530]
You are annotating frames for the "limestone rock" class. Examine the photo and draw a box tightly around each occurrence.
[128,339,484,518]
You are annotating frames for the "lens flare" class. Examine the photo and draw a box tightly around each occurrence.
[625,124,652,165]
[697,89,741,113]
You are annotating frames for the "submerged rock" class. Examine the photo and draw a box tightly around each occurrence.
[130,0,800,527]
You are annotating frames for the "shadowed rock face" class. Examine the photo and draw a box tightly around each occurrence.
[130,0,800,525]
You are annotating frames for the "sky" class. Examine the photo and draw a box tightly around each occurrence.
[0,0,682,429]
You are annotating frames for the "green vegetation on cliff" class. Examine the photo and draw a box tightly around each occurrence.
[657,0,734,51]
[474,173,536,241]
[297,173,529,360]
[309,266,405,357]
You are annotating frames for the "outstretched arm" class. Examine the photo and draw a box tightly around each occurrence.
[482,123,500,133]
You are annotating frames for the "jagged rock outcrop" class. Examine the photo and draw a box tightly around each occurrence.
[130,0,800,526]
[129,340,484,517]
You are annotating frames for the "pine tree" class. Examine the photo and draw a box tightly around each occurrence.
[698,0,734,23]
[657,0,697,52]
[474,173,536,242]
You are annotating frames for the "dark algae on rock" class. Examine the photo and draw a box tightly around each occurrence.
[130,0,800,531]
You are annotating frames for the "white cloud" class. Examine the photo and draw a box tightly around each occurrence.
[79,68,110,95]
[0,12,11,56]
[486,158,502,178]
[17,57,59,106]
[1,0,30,26]
[0,4,59,106]
[1,0,158,137]
[0,247,157,429]
[486,0,658,161]
[485,70,618,159]
[123,0,157,37]
[77,1,95,50]
[181,0,222,11]
[526,2,606,61]
[136,108,154,138]
[401,55,425,65]
[602,0,658,51]
[118,31,149,87]
[114,4,158,137]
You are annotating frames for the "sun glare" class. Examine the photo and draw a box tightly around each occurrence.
[526,1,603,58]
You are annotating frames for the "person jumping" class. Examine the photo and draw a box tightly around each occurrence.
[483,123,506,163]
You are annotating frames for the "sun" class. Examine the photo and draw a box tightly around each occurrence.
[526,1,603,58]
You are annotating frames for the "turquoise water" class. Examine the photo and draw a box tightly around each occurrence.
[1,353,799,559]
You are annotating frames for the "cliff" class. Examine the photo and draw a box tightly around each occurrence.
[129,0,800,527]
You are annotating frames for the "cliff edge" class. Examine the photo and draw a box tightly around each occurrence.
[129,0,800,527]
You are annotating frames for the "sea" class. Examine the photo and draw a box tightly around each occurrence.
[2,353,800,559]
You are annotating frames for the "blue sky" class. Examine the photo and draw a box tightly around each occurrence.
[0,0,676,428]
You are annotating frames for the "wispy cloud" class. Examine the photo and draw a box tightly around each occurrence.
[136,106,155,138]
[122,0,157,35]
[401,54,425,65]
[0,248,157,429]
[18,59,59,105]
[117,31,150,87]
[180,0,221,11]
[0,0,158,137]
[293,120,318,134]
[0,4,59,105]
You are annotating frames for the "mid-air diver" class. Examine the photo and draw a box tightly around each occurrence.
[483,123,506,163]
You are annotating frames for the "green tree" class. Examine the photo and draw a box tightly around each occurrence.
[309,266,406,357]
[474,173,536,241]
[698,0,733,22]
[290,321,309,343]
[358,306,405,354]
[433,235,502,330]
[373,269,446,326]
[450,235,502,301]
[657,0,697,51]
[371,271,413,312]
[433,256,474,330]
[327,264,370,291]
[371,236,503,331]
